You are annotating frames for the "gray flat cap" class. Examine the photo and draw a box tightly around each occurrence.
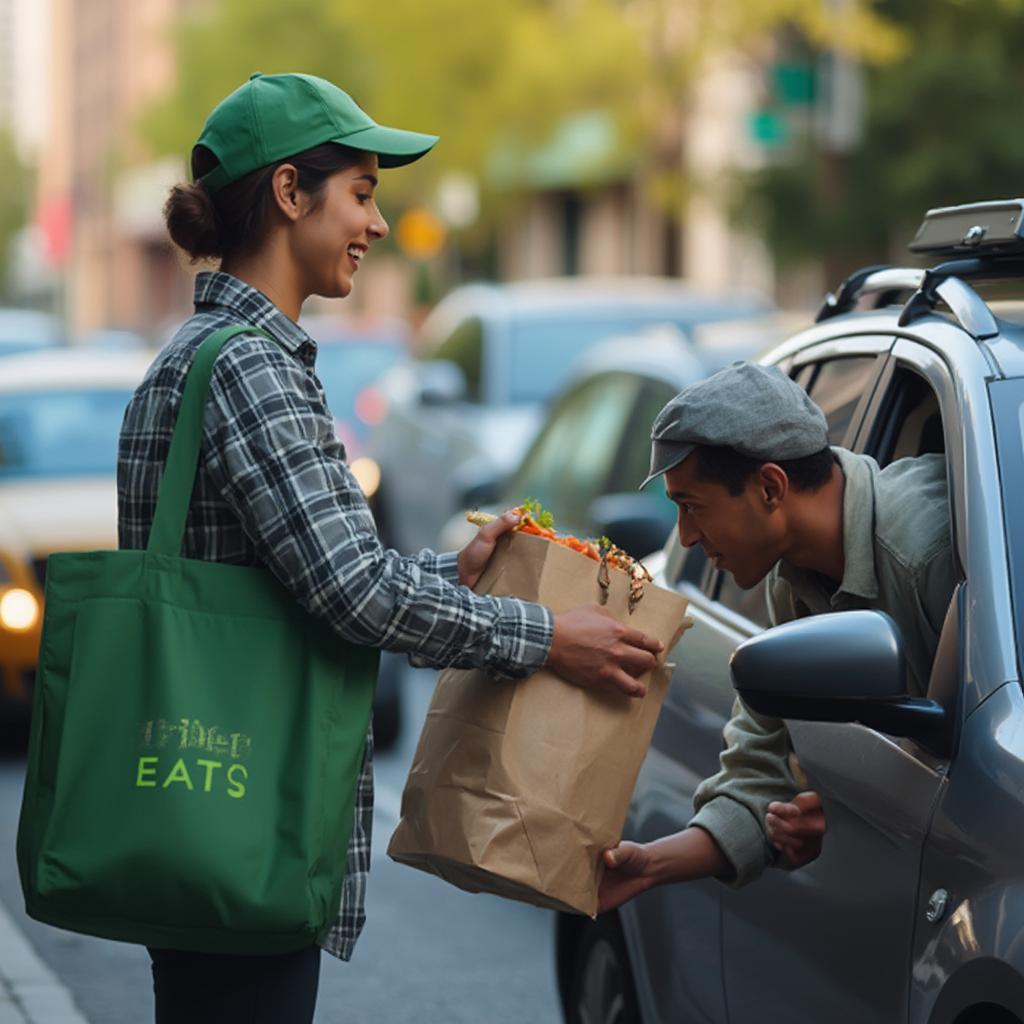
[641,361,829,489]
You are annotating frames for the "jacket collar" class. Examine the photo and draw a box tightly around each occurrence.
[193,271,317,365]
[779,447,880,606]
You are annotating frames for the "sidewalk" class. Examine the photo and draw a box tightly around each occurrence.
[0,899,89,1024]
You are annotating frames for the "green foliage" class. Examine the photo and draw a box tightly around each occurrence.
[740,0,1024,268]
[139,0,368,166]
[141,0,900,237]
[0,131,32,298]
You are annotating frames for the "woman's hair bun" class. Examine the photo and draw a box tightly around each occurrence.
[163,182,223,262]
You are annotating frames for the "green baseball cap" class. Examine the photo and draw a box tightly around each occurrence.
[195,72,439,193]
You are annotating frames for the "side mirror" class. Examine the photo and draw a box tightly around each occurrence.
[588,493,676,558]
[418,360,466,406]
[730,610,951,756]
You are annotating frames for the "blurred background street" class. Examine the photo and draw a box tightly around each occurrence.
[2,0,1024,1020]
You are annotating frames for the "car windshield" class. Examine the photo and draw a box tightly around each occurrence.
[506,315,696,403]
[314,343,403,414]
[0,388,132,479]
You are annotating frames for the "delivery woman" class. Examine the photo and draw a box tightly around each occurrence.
[118,72,662,1023]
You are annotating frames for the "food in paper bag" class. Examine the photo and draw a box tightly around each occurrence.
[387,504,691,917]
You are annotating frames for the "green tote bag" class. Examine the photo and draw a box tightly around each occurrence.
[16,325,379,954]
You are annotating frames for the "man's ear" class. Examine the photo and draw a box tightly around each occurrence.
[759,463,789,510]
[270,163,302,222]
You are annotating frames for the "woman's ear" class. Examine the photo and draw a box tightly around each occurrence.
[270,163,302,222]
[759,463,789,510]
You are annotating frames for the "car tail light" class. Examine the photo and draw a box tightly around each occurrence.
[354,386,388,426]
[349,457,381,498]
[0,588,40,632]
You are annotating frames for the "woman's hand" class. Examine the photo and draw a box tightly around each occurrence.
[457,510,521,590]
[765,791,827,868]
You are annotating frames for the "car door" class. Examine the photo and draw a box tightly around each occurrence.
[719,340,960,1024]
[621,338,893,1024]
[391,316,487,551]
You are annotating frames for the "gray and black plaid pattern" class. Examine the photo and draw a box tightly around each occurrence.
[117,271,553,960]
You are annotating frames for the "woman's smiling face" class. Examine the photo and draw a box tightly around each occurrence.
[291,151,389,299]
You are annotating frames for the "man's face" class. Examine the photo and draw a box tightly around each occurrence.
[664,456,787,589]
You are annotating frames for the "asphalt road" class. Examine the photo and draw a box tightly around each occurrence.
[0,664,564,1024]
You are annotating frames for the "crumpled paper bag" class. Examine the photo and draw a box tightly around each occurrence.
[387,531,690,916]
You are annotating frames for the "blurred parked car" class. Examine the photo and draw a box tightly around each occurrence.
[301,313,412,749]
[557,199,1024,1023]
[0,308,62,357]
[367,278,769,554]
[76,327,150,351]
[301,313,410,507]
[0,349,151,728]
[438,319,786,557]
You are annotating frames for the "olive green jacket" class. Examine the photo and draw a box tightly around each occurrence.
[689,448,958,886]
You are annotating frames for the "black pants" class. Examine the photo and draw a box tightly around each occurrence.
[148,946,321,1024]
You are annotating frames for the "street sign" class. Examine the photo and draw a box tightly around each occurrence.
[396,208,446,261]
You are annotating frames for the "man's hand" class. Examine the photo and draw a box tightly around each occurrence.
[598,842,655,913]
[458,510,521,590]
[546,605,662,698]
[598,827,730,913]
[765,791,826,868]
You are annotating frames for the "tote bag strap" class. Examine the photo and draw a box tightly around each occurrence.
[147,324,276,557]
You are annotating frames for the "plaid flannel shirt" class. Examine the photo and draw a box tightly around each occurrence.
[117,271,553,960]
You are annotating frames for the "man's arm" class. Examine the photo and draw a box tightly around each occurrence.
[598,570,814,910]
[598,827,728,913]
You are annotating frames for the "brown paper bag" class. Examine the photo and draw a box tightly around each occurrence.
[387,531,690,917]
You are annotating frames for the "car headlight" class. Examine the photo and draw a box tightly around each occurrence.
[0,588,40,632]
[349,457,381,498]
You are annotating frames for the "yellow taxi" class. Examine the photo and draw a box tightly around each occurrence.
[0,347,151,716]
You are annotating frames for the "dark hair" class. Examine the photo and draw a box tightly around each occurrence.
[691,445,838,496]
[163,142,364,262]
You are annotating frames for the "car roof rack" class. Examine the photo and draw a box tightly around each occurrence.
[816,199,1024,339]
[908,199,1024,258]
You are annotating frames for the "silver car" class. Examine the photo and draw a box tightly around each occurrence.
[556,198,1024,1023]
[367,278,768,553]
[436,320,782,558]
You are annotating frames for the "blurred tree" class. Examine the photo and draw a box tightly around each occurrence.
[141,0,900,237]
[140,0,369,164]
[740,0,1024,277]
[0,130,32,299]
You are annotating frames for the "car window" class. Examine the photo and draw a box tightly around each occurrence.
[0,389,132,479]
[862,366,945,467]
[433,317,483,403]
[510,373,642,527]
[504,313,704,405]
[616,381,680,500]
[504,319,649,405]
[799,355,880,445]
[990,377,1024,676]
